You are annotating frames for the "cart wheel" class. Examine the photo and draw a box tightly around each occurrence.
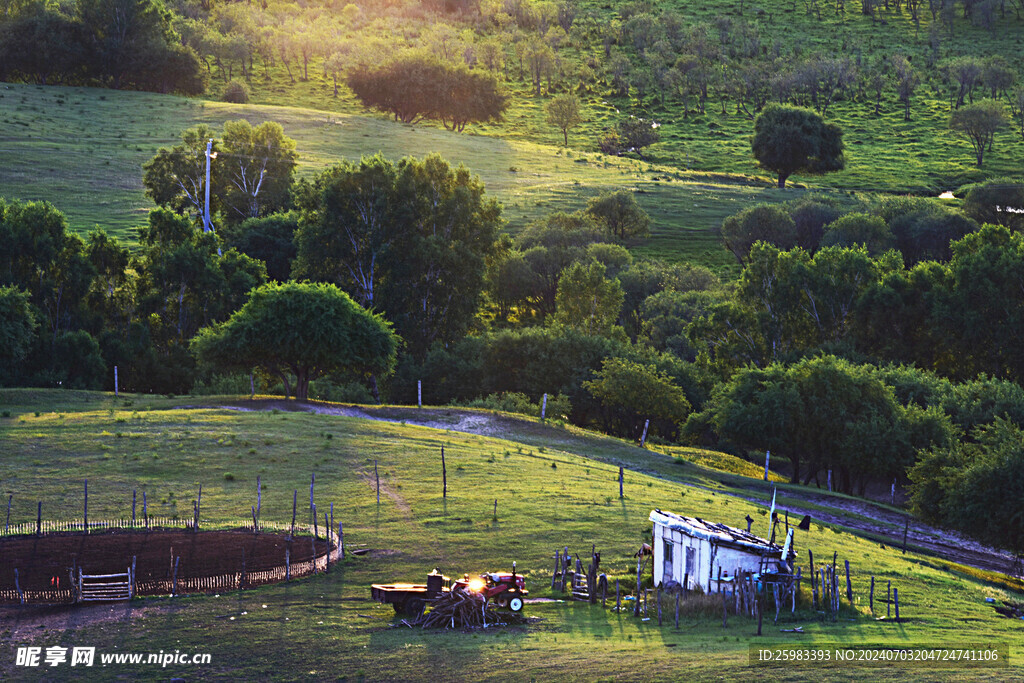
[508,596,524,612]
[393,601,406,615]
[406,599,425,617]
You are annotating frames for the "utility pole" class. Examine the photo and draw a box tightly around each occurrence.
[204,139,216,233]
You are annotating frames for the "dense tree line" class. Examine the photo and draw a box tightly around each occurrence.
[0,0,205,94]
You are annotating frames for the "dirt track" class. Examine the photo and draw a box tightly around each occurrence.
[196,400,1021,579]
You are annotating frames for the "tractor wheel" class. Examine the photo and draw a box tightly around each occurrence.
[405,598,425,617]
[494,597,507,608]
[508,596,524,612]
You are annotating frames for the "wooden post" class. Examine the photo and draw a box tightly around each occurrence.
[417,380,422,408]
[891,478,896,505]
[375,460,380,504]
[285,549,290,581]
[194,484,202,532]
[541,393,547,420]
[310,473,315,509]
[634,556,642,616]
[312,502,318,539]
[619,467,624,498]
[493,498,497,521]
[132,489,136,526]
[764,450,770,481]
[675,592,680,628]
[616,579,621,610]
[894,587,900,622]
[338,521,345,560]
[131,556,136,598]
[114,365,119,397]
[36,501,41,536]
[329,503,334,549]
[552,550,560,588]
[172,556,179,596]
[601,574,607,607]
[887,581,891,618]
[808,549,817,609]
[792,567,800,613]
[83,479,88,534]
[756,593,762,636]
[290,490,297,539]
[640,419,650,447]
[324,512,330,572]
[869,575,875,614]
[441,446,447,498]
[827,470,832,492]
[251,506,258,531]
[241,548,246,587]
[902,518,909,554]
[845,560,852,603]
[682,572,688,597]
[15,568,23,604]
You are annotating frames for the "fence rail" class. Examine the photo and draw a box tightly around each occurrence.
[0,518,340,605]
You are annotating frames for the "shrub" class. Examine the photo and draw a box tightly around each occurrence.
[222,81,250,104]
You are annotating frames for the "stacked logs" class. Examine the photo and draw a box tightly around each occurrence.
[407,590,529,629]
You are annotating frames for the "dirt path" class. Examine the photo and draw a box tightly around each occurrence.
[193,400,1019,579]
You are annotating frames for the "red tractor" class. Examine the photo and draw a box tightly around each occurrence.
[452,565,528,612]
[371,563,527,615]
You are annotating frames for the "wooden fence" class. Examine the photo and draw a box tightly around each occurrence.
[0,519,340,605]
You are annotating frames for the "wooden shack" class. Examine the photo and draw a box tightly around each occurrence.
[649,509,795,592]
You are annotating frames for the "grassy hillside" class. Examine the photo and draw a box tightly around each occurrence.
[0,81,860,273]
[1,390,1021,681]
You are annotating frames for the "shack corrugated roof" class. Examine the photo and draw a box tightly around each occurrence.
[650,508,787,557]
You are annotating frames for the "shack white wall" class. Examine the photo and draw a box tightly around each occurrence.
[652,522,771,592]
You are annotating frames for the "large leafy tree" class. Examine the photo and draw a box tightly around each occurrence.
[545,93,583,146]
[751,104,845,188]
[585,190,651,241]
[553,261,624,337]
[294,153,501,358]
[949,100,1008,167]
[143,121,297,228]
[584,357,690,440]
[191,281,399,401]
[696,355,951,491]
[0,286,37,385]
[961,177,1024,231]
[347,52,507,130]
[910,418,1024,556]
[720,204,797,266]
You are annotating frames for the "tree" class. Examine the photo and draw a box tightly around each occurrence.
[617,117,661,157]
[950,100,1008,167]
[751,104,845,188]
[294,153,501,358]
[910,418,1024,555]
[821,213,895,255]
[545,93,583,146]
[892,54,919,121]
[585,190,651,241]
[191,281,398,401]
[720,204,797,266]
[553,261,624,337]
[584,357,690,440]
[347,53,507,129]
[0,285,37,384]
[142,124,221,222]
[879,198,978,264]
[696,355,950,490]
[219,120,297,223]
[961,177,1024,231]
[220,212,298,283]
[524,38,555,96]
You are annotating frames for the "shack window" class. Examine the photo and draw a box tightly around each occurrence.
[663,540,673,582]
[685,546,695,577]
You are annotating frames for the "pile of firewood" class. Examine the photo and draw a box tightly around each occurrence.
[405,590,529,629]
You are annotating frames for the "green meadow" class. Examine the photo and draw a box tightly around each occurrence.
[0,390,1021,681]
[0,82,856,274]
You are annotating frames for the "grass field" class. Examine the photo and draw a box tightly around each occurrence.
[1,390,1021,681]
[0,81,863,274]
